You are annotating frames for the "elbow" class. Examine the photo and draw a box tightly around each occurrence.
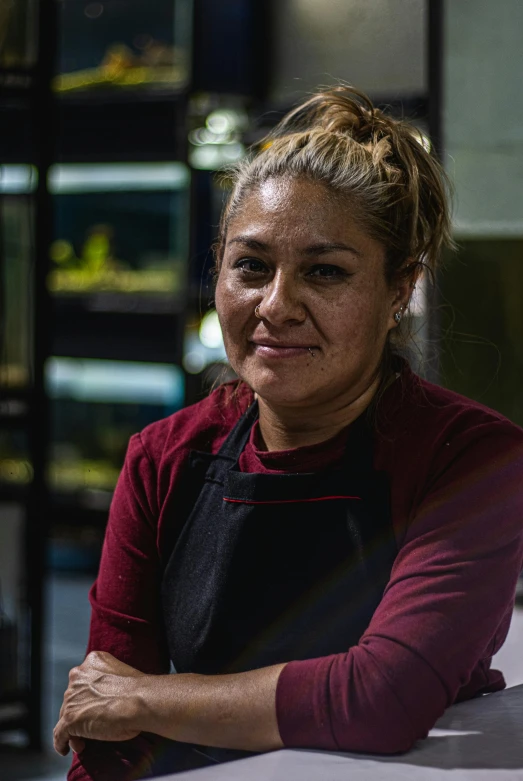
[367,730,421,756]
[335,726,421,756]
[332,699,430,756]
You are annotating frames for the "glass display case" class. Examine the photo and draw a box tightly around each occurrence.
[47,357,184,499]
[55,0,192,96]
[0,0,38,69]
[48,162,190,302]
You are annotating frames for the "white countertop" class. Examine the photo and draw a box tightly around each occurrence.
[166,684,523,780]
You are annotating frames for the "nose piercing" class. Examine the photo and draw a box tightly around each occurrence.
[255,305,262,319]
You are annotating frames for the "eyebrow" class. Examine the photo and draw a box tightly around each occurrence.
[227,236,363,257]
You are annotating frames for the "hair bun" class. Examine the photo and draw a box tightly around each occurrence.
[271,85,396,147]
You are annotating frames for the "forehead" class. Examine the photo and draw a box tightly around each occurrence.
[227,177,369,245]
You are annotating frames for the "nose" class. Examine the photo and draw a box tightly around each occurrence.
[256,270,306,326]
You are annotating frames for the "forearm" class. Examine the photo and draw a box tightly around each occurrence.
[133,663,287,752]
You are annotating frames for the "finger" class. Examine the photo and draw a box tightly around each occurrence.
[69,737,86,754]
[53,720,71,757]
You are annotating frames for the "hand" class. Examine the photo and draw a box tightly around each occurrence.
[53,651,146,756]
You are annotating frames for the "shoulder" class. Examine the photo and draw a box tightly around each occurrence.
[383,365,523,454]
[135,380,254,471]
[378,367,523,533]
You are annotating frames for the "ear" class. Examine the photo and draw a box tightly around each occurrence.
[388,262,421,329]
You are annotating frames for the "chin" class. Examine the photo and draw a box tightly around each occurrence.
[234,359,321,406]
[250,378,315,407]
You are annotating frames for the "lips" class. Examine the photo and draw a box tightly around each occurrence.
[253,342,312,349]
[251,341,317,359]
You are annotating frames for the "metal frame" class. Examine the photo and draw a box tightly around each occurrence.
[425,0,445,384]
[24,0,56,749]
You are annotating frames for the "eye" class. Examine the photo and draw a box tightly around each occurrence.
[233,258,267,274]
[307,264,350,280]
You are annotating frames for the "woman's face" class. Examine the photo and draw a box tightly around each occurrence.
[215,177,405,409]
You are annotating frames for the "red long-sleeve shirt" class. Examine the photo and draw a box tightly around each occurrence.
[69,367,523,779]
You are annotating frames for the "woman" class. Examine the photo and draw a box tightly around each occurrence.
[54,87,523,779]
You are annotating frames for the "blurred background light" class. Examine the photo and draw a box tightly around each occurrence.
[0,165,38,194]
[199,308,224,349]
[46,357,185,406]
[48,162,190,194]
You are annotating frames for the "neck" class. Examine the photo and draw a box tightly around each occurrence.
[255,374,382,452]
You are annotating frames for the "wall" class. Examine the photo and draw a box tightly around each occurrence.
[444,0,523,237]
[271,0,427,102]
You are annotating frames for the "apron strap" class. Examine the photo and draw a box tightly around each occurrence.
[188,400,259,483]
[217,400,259,460]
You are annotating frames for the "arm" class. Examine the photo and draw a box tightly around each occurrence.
[135,664,286,752]
[276,423,523,753]
[55,651,286,755]
[66,433,171,781]
[59,423,523,758]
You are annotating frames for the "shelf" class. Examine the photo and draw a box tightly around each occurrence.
[0,388,30,428]
[55,85,188,106]
[56,96,189,163]
[0,483,30,502]
[0,396,29,414]
[52,489,113,514]
[51,491,112,529]
[0,691,28,708]
[0,68,36,95]
[52,306,185,363]
[0,715,28,734]
[0,412,29,428]
[0,696,28,734]
[1,483,115,511]
[53,291,185,315]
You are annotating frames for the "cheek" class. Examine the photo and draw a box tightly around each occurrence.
[216,269,259,316]
[215,274,251,351]
[325,288,389,354]
[215,272,240,317]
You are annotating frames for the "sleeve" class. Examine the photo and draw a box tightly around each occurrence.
[275,423,523,754]
[68,433,171,781]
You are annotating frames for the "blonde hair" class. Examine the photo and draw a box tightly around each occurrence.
[215,85,454,287]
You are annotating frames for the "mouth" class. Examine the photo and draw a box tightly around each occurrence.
[251,342,318,359]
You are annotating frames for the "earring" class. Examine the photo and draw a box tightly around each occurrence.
[255,305,262,319]
[394,306,404,324]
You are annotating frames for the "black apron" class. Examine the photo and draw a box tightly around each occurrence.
[162,401,397,673]
[156,402,397,771]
